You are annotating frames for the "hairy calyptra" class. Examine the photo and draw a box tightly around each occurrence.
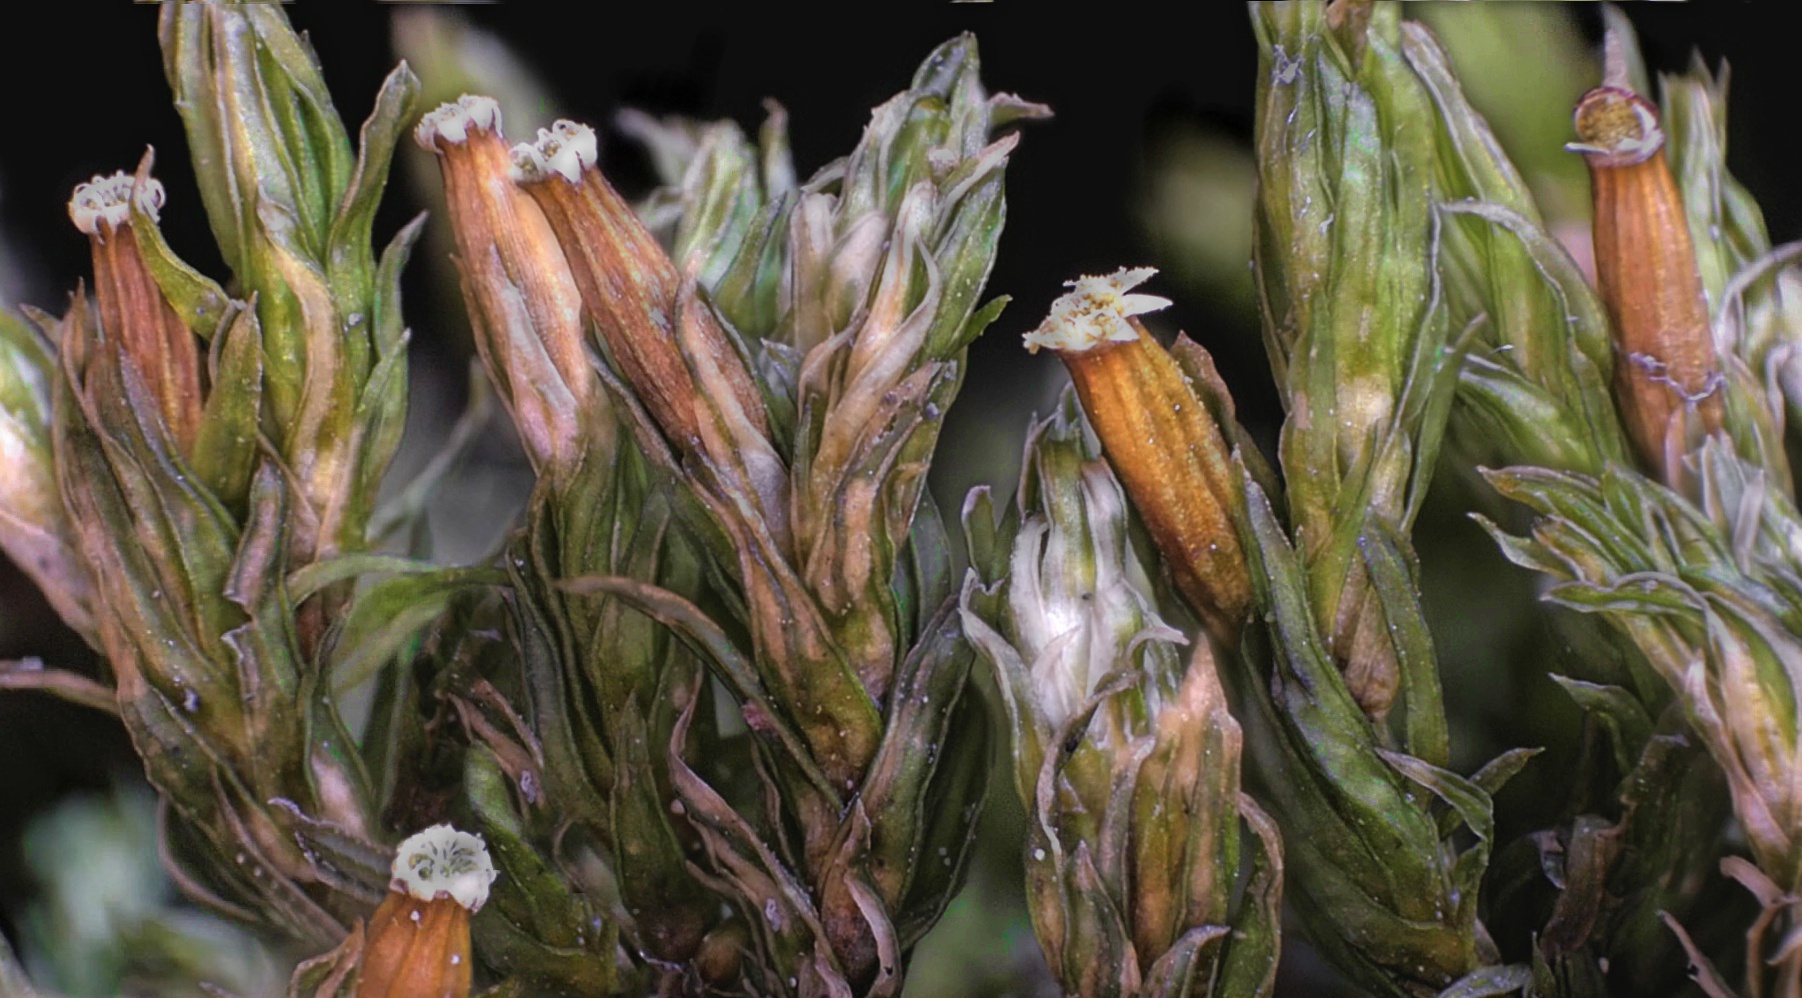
[1024,268,1250,639]
[68,169,203,455]
[509,120,771,458]
[1570,82,1723,487]
[357,825,498,998]
[415,96,599,477]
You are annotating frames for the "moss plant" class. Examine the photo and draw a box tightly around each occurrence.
[6,4,1802,996]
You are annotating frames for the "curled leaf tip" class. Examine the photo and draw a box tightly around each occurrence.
[390,824,498,912]
[415,94,503,150]
[509,120,598,183]
[68,171,164,234]
[1022,266,1172,354]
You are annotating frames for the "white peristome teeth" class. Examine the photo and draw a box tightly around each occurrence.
[68,171,165,235]
[1570,91,1665,162]
[508,120,598,183]
[415,94,504,150]
[1566,102,1664,160]
[390,824,499,912]
[1022,266,1172,354]
[1623,102,1665,156]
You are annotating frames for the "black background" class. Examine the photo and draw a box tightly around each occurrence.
[2,0,1795,973]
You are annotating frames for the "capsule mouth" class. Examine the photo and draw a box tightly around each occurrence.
[68,171,165,235]
[1567,87,1664,167]
[1023,266,1172,354]
[509,120,598,184]
[390,824,499,912]
[415,94,504,151]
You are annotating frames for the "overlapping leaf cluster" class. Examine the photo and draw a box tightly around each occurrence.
[1237,6,1529,994]
[13,3,1802,997]
[0,2,426,953]
[405,34,1041,996]
[1415,9,1802,993]
[961,392,1281,997]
